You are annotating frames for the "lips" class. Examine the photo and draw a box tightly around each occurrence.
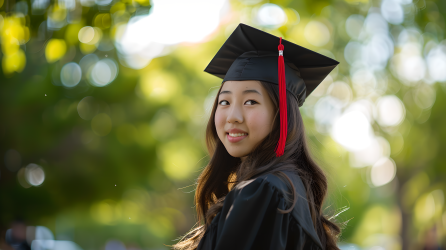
[226,128,248,143]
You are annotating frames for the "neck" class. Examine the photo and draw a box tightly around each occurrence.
[240,156,247,163]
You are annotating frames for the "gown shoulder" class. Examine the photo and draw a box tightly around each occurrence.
[197,171,324,250]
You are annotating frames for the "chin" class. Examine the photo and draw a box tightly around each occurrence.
[226,148,250,158]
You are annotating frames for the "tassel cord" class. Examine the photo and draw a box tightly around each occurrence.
[275,37,288,157]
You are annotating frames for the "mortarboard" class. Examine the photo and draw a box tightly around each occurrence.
[204,23,339,157]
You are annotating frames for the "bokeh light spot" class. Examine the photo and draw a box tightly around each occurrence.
[304,21,330,47]
[79,54,99,77]
[158,139,201,180]
[427,44,446,82]
[415,192,436,224]
[370,157,396,187]
[138,70,179,103]
[80,0,94,6]
[327,81,352,106]
[392,42,426,84]
[413,84,436,110]
[376,95,405,127]
[89,59,118,87]
[90,200,118,224]
[78,26,95,43]
[345,14,364,40]
[345,99,377,123]
[95,0,112,6]
[45,39,67,63]
[25,163,45,186]
[350,136,390,168]
[105,240,126,250]
[344,41,363,65]
[2,50,27,75]
[60,62,82,87]
[256,3,286,28]
[364,12,388,35]
[314,96,342,127]
[381,0,404,25]
[94,13,111,29]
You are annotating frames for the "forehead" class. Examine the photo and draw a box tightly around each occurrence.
[221,80,263,91]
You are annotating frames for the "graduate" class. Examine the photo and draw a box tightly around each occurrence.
[172,23,342,250]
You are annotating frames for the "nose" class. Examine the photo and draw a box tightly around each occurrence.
[227,104,244,124]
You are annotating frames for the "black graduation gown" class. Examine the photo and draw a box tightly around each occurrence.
[197,171,324,250]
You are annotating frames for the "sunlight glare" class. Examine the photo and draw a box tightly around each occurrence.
[117,0,227,69]
[331,111,374,151]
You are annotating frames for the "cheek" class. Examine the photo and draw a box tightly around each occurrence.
[246,110,273,136]
[214,110,226,133]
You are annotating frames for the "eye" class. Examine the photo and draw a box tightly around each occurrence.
[245,100,258,105]
[219,100,229,106]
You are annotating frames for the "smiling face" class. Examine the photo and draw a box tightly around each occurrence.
[215,80,276,160]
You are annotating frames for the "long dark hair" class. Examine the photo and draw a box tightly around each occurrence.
[171,80,342,250]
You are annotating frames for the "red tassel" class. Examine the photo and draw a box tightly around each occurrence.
[275,37,287,157]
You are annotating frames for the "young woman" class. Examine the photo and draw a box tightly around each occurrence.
[172,23,342,250]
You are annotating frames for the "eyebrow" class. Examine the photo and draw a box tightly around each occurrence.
[219,89,262,96]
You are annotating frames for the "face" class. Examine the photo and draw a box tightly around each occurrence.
[215,80,276,160]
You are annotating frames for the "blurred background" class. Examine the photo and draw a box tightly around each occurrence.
[1,0,445,249]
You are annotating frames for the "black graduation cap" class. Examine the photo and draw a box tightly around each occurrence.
[204,23,339,104]
[204,23,339,157]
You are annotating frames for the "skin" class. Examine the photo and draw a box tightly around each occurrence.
[215,80,276,162]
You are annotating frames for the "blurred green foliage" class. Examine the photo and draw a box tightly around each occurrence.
[1,0,446,249]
